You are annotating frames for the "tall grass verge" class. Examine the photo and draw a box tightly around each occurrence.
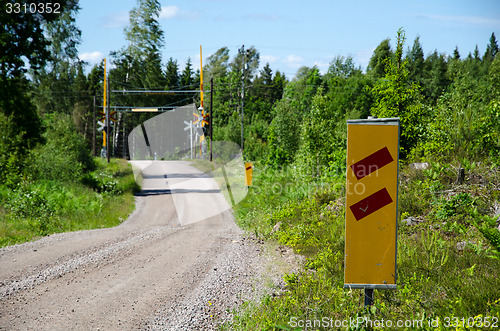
[228,161,500,330]
[0,158,139,247]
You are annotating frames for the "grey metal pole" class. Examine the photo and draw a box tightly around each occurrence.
[190,120,193,159]
[364,288,374,307]
[239,45,245,150]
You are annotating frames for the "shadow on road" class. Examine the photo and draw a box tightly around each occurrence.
[135,188,221,196]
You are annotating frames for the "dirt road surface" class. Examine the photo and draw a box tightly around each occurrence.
[0,161,292,330]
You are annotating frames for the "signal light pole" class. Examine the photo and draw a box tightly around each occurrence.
[210,78,213,162]
[238,45,249,151]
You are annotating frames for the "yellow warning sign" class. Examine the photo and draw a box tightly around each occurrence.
[244,162,253,186]
[344,118,400,289]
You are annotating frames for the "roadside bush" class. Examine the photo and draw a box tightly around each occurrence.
[0,158,137,247]
[0,112,24,187]
[294,89,346,179]
[27,114,95,182]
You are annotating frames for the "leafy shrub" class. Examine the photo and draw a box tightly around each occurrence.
[82,171,121,194]
[479,226,500,254]
[294,89,347,179]
[6,182,54,218]
[27,114,95,182]
[5,181,60,235]
[0,112,25,187]
[82,159,140,195]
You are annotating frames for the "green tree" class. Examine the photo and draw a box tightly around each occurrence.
[0,1,75,182]
[370,28,426,158]
[483,33,499,75]
[112,0,165,94]
[484,33,499,62]
[124,0,164,59]
[203,47,233,129]
[165,58,180,89]
[0,1,71,78]
[250,63,275,122]
[230,46,260,84]
[204,47,230,82]
[294,88,346,177]
[406,36,425,86]
[326,55,359,79]
[28,114,95,182]
[284,66,322,118]
[110,0,168,154]
[325,58,373,120]
[31,0,82,115]
[180,58,195,88]
[266,98,301,167]
[490,54,500,96]
[423,50,450,103]
[367,39,393,79]
[72,64,94,144]
[272,70,287,103]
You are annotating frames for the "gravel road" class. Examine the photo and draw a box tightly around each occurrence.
[0,161,297,330]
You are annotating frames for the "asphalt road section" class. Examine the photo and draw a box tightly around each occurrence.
[0,161,293,330]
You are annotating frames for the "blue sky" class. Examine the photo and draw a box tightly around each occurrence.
[77,0,500,77]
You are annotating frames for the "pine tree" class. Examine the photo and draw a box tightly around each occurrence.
[165,58,180,89]
[474,45,481,60]
[423,50,449,102]
[272,71,287,103]
[406,36,425,85]
[484,33,499,62]
[180,58,195,89]
[367,39,393,79]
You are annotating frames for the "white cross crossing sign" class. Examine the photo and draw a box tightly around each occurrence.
[97,120,105,132]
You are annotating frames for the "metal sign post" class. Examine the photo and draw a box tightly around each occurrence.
[344,117,400,306]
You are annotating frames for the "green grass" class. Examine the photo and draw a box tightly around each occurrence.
[0,158,139,247]
[227,161,500,330]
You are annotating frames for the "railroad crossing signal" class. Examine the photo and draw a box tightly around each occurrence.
[98,111,117,122]
[193,108,209,128]
[344,118,400,290]
[109,111,117,122]
[97,120,105,131]
[97,120,113,133]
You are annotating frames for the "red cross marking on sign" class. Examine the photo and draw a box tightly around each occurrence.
[349,187,393,221]
[350,146,394,180]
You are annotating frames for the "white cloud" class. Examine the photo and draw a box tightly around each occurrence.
[159,6,198,20]
[313,60,329,74]
[421,14,500,28]
[79,51,104,64]
[159,6,179,19]
[100,11,129,29]
[283,54,304,68]
[261,55,280,64]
